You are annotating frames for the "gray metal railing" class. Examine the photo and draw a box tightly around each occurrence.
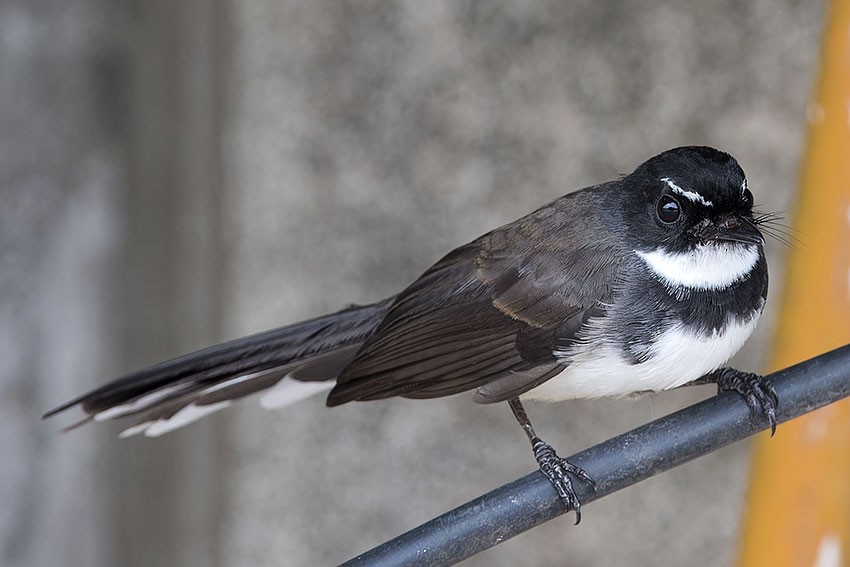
[340,344,850,567]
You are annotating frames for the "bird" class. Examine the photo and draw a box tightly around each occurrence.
[44,145,778,522]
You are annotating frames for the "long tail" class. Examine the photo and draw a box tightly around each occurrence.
[43,299,393,437]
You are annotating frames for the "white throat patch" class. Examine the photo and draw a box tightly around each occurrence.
[636,243,760,291]
[662,177,713,207]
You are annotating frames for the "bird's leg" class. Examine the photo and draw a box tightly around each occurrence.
[687,368,778,435]
[508,398,596,524]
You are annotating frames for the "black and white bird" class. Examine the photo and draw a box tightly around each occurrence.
[44,145,777,520]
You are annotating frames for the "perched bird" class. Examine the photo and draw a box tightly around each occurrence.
[44,145,777,521]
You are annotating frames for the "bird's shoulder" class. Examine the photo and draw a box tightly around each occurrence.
[473,183,628,327]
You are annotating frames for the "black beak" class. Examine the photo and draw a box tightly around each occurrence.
[711,215,765,246]
[690,215,765,246]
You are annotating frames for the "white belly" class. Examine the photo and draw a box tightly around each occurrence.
[522,314,761,402]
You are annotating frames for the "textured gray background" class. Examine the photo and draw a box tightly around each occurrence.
[2,1,823,566]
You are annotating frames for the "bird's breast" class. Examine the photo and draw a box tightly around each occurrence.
[523,309,762,402]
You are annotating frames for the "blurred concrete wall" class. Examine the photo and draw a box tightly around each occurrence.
[3,1,823,566]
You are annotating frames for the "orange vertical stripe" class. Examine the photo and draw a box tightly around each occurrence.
[738,2,850,566]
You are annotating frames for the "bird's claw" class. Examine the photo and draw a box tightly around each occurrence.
[531,437,597,524]
[716,368,778,436]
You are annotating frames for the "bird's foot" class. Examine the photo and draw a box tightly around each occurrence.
[716,368,778,436]
[531,436,597,524]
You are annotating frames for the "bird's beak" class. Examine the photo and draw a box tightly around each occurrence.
[710,215,765,246]
[690,215,765,246]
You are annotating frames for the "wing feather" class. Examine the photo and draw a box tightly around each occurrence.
[328,187,625,406]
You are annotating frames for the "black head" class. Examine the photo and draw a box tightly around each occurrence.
[621,146,763,254]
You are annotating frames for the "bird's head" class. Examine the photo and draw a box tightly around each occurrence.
[622,146,765,291]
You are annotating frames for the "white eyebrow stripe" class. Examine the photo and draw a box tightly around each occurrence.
[662,177,714,207]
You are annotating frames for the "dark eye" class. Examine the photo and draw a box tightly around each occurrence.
[656,195,681,224]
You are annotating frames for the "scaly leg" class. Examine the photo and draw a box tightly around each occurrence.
[508,398,596,524]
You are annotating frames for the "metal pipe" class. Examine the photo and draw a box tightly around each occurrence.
[339,344,850,567]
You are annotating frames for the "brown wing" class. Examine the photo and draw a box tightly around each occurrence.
[327,187,624,405]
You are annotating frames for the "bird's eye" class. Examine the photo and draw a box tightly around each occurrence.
[656,195,681,224]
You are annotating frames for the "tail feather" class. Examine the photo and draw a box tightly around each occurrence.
[44,299,392,436]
